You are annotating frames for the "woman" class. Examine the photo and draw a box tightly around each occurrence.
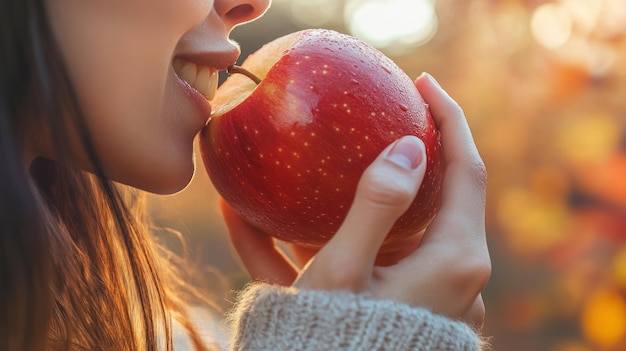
[0,0,491,349]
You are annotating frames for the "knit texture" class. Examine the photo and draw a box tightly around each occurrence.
[226,283,487,351]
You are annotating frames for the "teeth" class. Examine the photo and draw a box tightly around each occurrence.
[179,62,197,86]
[174,58,219,101]
[196,67,219,101]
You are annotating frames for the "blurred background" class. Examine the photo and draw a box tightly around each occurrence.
[147,0,626,350]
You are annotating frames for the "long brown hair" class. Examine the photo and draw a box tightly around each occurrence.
[0,0,217,350]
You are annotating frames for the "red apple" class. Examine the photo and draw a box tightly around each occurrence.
[200,29,442,248]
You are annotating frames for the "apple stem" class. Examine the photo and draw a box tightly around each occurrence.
[227,65,262,85]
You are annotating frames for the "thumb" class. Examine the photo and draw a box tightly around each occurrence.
[306,135,427,289]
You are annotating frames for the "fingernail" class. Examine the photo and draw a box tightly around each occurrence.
[386,136,425,170]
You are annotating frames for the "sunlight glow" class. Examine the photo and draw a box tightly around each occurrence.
[344,0,438,50]
[531,3,573,49]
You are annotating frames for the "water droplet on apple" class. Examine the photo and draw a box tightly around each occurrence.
[350,79,359,85]
[382,65,392,74]
[399,104,408,112]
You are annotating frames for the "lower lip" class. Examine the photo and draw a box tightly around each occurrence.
[175,73,212,124]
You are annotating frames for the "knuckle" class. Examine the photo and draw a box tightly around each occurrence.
[471,258,492,288]
[466,157,488,191]
[358,169,416,210]
[437,245,490,294]
[452,255,492,292]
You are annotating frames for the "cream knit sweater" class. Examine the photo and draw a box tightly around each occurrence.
[226,283,487,351]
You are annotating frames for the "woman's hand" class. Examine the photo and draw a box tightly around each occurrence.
[221,72,491,328]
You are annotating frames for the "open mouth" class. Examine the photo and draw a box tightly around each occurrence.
[173,58,219,101]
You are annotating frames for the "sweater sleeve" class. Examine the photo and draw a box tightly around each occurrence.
[225,283,488,351]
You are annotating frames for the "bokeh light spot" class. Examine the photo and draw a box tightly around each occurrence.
[345,0,438,50]
[531,3,573,49]
[581,287,626,347]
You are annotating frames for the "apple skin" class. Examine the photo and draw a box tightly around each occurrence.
[200,29,443,248]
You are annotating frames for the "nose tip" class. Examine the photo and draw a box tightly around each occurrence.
[216,0,271,28]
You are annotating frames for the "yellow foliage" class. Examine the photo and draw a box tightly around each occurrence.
[581,287,626,348]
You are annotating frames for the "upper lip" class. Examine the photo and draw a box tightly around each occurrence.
[174,46,241,72]
[173,45,241,101]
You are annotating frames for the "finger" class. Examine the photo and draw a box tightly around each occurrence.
[372,75,490,317]
[414,73,487,246]
[220,199,298,285]
[414,73,482,167]
[311,136,427,289]
[412,74,490,300]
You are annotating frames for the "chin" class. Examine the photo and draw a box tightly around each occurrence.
[141,141,200,194]
[154,166,195,195]
[127,159,196,195]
